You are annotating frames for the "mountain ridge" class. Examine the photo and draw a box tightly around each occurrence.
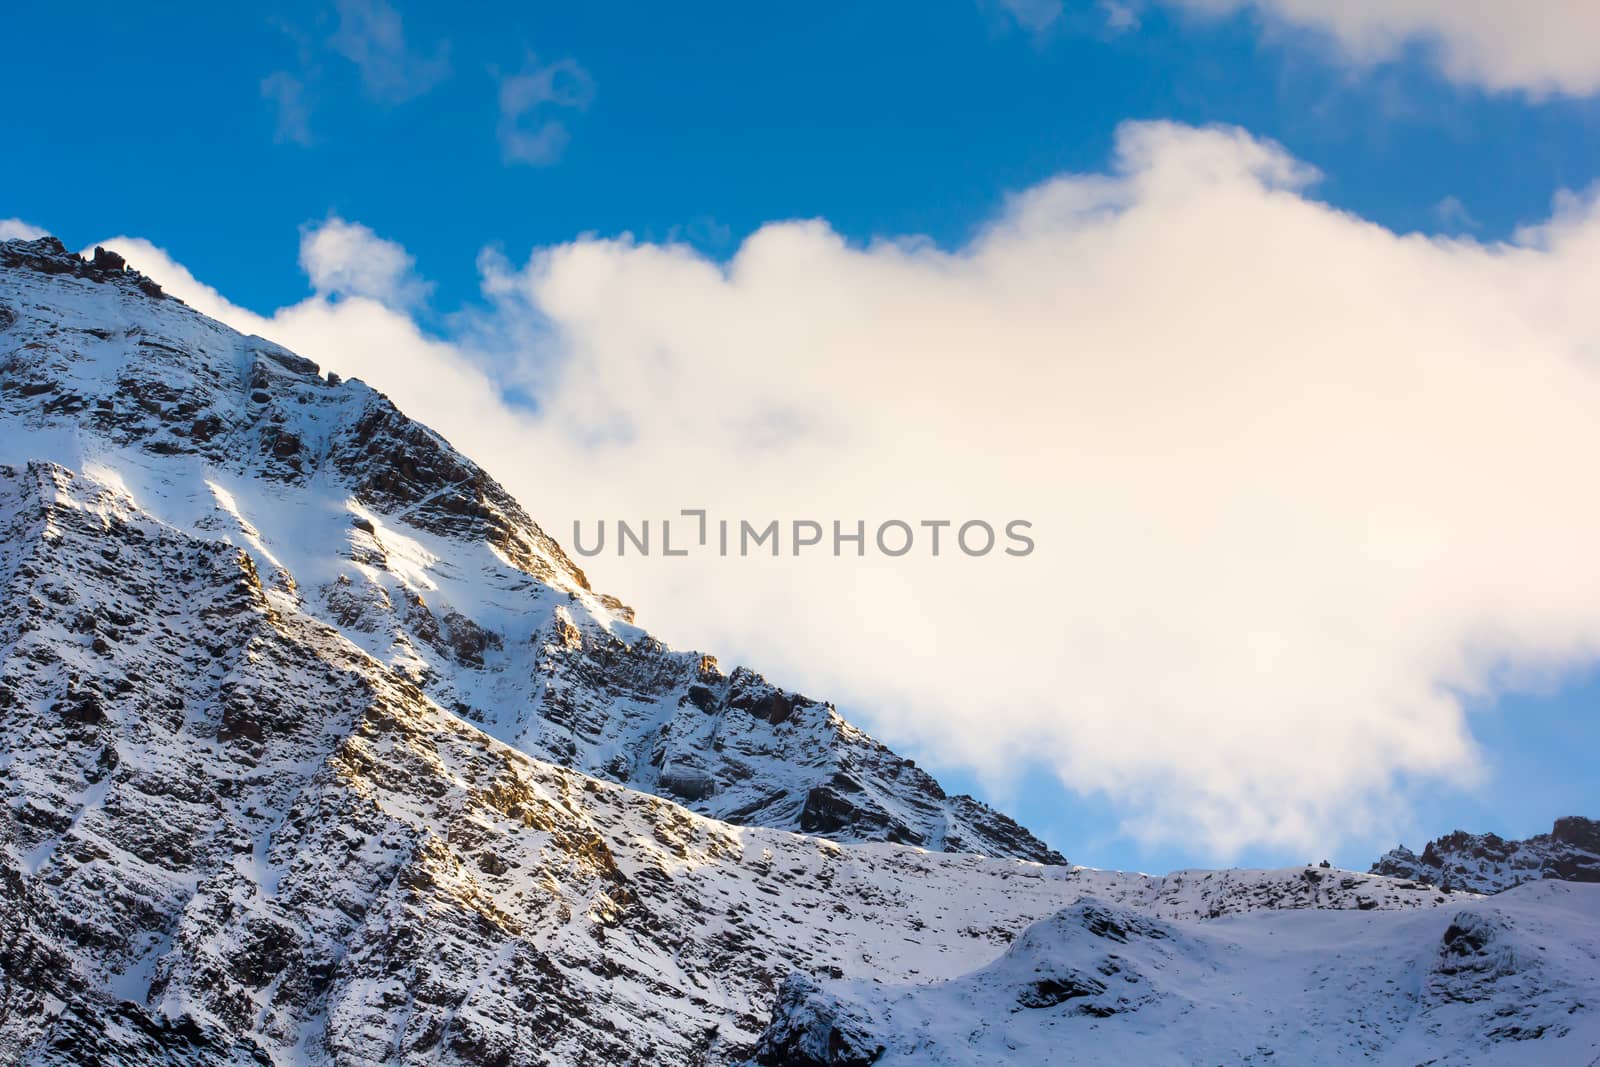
[0,234,1060,865]
[1371,816,1600,894]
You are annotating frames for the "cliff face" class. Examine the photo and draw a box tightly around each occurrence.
[1371,817,1600,894]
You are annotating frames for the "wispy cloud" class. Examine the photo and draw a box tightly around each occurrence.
[329,0,450,104]
[1435,195,1480,231]
[497,56,595,167]
[1166,0,1600,97]
[1100,0,1140,33]
[995,0,1064,33]
[261,71,313,146]
[0,219,48,241]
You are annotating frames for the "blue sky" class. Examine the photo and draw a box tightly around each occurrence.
[5,1,1600,874]
[9,2,1600,314]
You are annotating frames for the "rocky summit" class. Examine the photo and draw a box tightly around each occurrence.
[1,235,1598,1066]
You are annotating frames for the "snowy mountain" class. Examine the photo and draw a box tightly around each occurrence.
[0,234,1595,1066]
[0,235,1057,865]
[1371,816,1600,894]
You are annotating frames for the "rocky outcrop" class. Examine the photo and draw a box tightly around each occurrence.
[0,236,164,298]
[1371,817,1600,894]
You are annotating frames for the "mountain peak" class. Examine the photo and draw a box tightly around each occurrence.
[1,235,166,300]
[0,231,1062,865]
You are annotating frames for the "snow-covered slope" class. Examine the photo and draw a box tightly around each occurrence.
[1371,817,1600,894]
[0,446,1456,1064]
[0,235,1057,864]
[754,880,1600,1066]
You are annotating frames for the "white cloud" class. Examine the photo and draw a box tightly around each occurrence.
[261,71,313,146]
[497,57,595,166]
[298,216,430,308]
[329,0,450,104]
[996,0,1065,33]
[101,121,1600,858]
[1168,0,1600,96]
[0,219,48,241]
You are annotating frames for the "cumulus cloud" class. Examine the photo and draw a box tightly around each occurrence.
[1168,0,1600,96]
[497,57,595,166]
[100,122,1600,857]
[329,0,450,104]
[298,216,430,308]
[0,220,48,241]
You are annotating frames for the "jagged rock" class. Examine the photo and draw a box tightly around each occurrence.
[0,236,163,298]
[90,246,126,272]
[754,974,885,1067]
[1371,817,1600,893]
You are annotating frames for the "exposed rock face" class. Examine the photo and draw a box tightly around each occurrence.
[0,236,164,298]
[1371,817,1600,894]
[0,234,1059,865]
